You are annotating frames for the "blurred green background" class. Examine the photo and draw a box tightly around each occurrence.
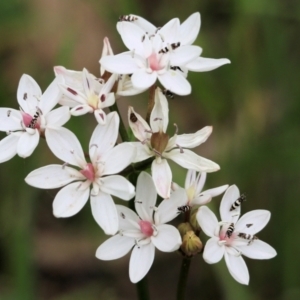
[0,0,299,299]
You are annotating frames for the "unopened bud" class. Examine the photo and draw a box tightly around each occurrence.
[190,206,200,231]
[181,230,203,257]
[178,222,193,237]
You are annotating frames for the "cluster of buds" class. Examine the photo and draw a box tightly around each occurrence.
[0,12,276,285]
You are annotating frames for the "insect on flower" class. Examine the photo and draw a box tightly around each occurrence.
[177,205,190,213]
[225,222,235,238]
[238,232,258,245]
[230,193,246,211]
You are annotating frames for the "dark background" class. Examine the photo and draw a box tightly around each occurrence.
[0,0,299,299]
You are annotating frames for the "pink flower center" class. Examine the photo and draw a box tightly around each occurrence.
[219,226,237,246]
[148,53,163,71]
[139,220,154,237]
[22,111,41,130]
[80,163,95,182]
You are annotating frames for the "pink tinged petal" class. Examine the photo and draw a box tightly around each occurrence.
[129,243,155,283]
[53,181,90,218]
[102,143,136,175]
[152,224,181,252]
[45,106,70,128]
[156,187,187,224]
[70,105,93,116]
[17,130,39,158]
[185,57,231,72]
[0,134,20,163]
[197,206,219,237]
[17,74,42,113]
[59,85,86,104]
[158,18,180,44]
[94,109,107,125]
[130,142,153,163]
[220,185,240,223]
[0,108,22,131]
[150,88,169,133]
[203,237,225,264]
[224,252,249,285]
[238,240,277,260]
[45,127,86,167]
[131,69,157,90]
[39,77,61,114]
[158,71,191,96]
[89,112,119,158]
[175,126,213,148]
[128,107,151,142]
[170,45,202,66]
[101,175,135,200]
[235,210,271,235]
[90,191,119,235]
[116,205,140,230]
[135,172,157,222]
[100,54,140,75]
[179,12,201,45]
[118,21,147,54]
[166,149,220,173]
[25,165,84,189]
[96,235,135,260]
[151,158,172,199]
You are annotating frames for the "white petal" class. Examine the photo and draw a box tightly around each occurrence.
[53,182,90,218]
[102,143,136,175]
[184,169,197,190]
[17,74,41,113]
[152,224,181,252]
[129,243,155,283]
[45,127,85,167]
[123,15,156,34]
[151,158,172,199]
[220,185,240,223]
[39,77,61,114]
[150,87,169,133]
[156,187,187,224]
[116,205,140,230]
[202,185,229,198]
[166,149,220,172]
[179,12,201,45]
[90,191,119,235]
[101,92,115,109]
[0,108,22,131]
[59,85,86,104]
[94,109,107,125]
[17,131,39,158]
[158,71,191,96]
[235,210,271,235]
[203,237,225,264]
[158,18,180,44]
[0,134,20,163]
[135,172,157,222]
[101,175,135,200]
[96,235,135,260]
[197,206,219,237]
[128,107,151,142]
[25,165,84,189]
[170,45,202,66]
[224,252,249,285]
[185,57,231,72]
[45,106,70,128]
[89,112,119,158]
[70,105,93,116]
[239,240,277,259]
[130,142,153,163]
[131,69,157,90]
[172,126,212,148]
[100,54,140,74]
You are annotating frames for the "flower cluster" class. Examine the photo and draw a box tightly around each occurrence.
[0,12,276,287]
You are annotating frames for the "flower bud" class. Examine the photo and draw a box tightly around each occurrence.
[178,222,193,237]
[180,230,203,257]
[190,206,200,231]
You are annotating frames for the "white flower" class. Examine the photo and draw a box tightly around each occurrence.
[100,37,147,97]
[55,66,115,124]
[168,170,228,216]
[25,112,136,235]
[197,185,277,285]
[128,87,220,198]
[0,74,70,163]
[100,12,230,95]
[96,172,182,283]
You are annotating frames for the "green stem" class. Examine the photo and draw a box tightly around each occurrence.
[176,257,192,300]
[120,157,154,177]
[136,276,150,300]
[109,101,130,142]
